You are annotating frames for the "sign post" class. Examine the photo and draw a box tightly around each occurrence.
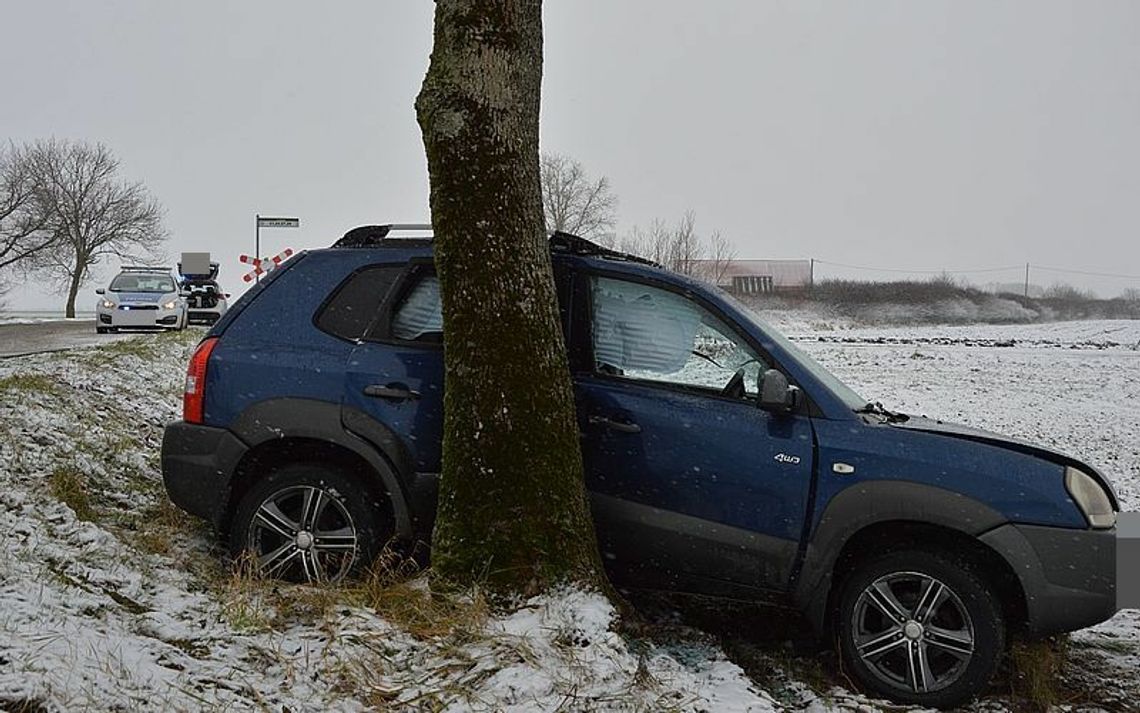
[255,215,300,283]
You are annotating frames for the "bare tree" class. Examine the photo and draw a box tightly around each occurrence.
[666,210,701,276]
[701,230,737,287]
[1120,287,1140,304]
[0,143,53,271]
[416,0,608,596]
[620,211,736,285]
[26,140,166,317]
[540,152,617,243]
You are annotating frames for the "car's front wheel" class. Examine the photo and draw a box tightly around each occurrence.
[836,549,1004,709]
[230,463,388,582]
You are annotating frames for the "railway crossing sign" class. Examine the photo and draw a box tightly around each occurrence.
[240,248,294,283]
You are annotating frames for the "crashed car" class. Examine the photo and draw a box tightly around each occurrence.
[162,225,1134,709]
[95,266,186,333]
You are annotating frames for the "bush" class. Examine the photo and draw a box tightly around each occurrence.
[756,277,1140,325]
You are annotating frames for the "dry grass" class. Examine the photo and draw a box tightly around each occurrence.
[48,465,96,521]
[341,552,488,640]
[0,373,60,396]
[1008,637,1067,709]
[218,552,277,632]
[213,546,491,643]
[133,497,201,557]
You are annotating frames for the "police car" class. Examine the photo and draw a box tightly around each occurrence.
[95,266,188,333]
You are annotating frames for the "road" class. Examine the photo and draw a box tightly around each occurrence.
[0,320,136,358]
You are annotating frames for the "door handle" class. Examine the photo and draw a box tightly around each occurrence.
[363,384,421,401]
[589,415,641,434]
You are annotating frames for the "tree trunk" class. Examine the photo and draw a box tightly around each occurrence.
[416,0,608,596]
[64,253,84,319]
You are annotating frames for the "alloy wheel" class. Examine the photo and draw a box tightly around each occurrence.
[851,571,976,695]
[246,485,358,582]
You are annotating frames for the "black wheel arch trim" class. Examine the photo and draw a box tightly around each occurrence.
[229,397,414,538]
[979,522,1117,635]
[792,480,1008,633]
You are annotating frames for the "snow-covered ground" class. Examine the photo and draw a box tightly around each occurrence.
[1,320,1137,711]
[0,310,96,325]
[0,330,779,712]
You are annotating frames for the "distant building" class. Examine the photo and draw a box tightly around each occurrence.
[694,259,813,294]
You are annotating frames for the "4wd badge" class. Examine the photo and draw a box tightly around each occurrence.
[774,452,801,465]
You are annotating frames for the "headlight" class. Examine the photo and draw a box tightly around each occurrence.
[101,299,115,309]
[1065,466,1116,529]
[162,299,178,310]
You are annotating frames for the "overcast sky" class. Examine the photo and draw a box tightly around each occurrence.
[3,1,1138,308]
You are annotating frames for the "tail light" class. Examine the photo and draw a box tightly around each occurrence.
[183,337,219,423]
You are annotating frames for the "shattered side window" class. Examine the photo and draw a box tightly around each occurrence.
[591,276,764,395]
[392,275,443,341]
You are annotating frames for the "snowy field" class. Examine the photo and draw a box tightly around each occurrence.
[1,321,1138,711]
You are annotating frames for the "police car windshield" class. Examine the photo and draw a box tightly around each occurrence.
[109,274,175,293]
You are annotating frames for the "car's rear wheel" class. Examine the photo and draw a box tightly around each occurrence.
[836,549,1004,709]
[230,463,388,583]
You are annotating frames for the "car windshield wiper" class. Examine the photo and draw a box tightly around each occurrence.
[856,401,909,423]
[690,350,725,370]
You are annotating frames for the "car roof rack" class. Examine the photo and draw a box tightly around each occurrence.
[121,265,173,273]
[332,224,658,267]
[333,224,434,248]
[548,231,659,267]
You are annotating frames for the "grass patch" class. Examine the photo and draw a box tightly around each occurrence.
[0,373,60,397]
[49,465,96,521]
[211,547,488,644]
[347,577,488,641]
[100,336,161,359]
[0,697,50,713]
[1008,637,1067,709]
[132,497,202,558]
[219,553,277,633]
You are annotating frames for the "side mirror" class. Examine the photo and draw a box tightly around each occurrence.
[95,288,105,295]
[759,368,799,412]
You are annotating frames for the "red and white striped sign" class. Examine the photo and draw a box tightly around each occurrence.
[240,248,294,282]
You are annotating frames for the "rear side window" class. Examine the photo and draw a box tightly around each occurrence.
[315,266,402,341]
[391,275,443,342]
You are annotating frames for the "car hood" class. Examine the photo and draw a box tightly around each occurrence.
[890,415,1120,509]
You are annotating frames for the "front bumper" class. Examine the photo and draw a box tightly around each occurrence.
[980,519,1133,635]
[187,309,224,325]
[161,421,248,528]
[98,304,181,328]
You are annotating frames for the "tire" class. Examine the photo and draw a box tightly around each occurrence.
[230,463,389,583]
[836,549,1004,709]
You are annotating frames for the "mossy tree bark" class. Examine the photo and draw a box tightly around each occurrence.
[415,0,609,597]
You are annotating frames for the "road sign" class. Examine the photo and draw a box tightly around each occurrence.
[256,217,299,228]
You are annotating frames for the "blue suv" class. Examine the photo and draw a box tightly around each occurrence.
[162,225,1124,708]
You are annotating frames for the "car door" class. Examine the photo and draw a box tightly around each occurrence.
[342,263,446,481]
[574,272,815,595]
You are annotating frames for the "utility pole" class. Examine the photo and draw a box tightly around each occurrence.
[809,258,815,290]
[1024,263,1030,297]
